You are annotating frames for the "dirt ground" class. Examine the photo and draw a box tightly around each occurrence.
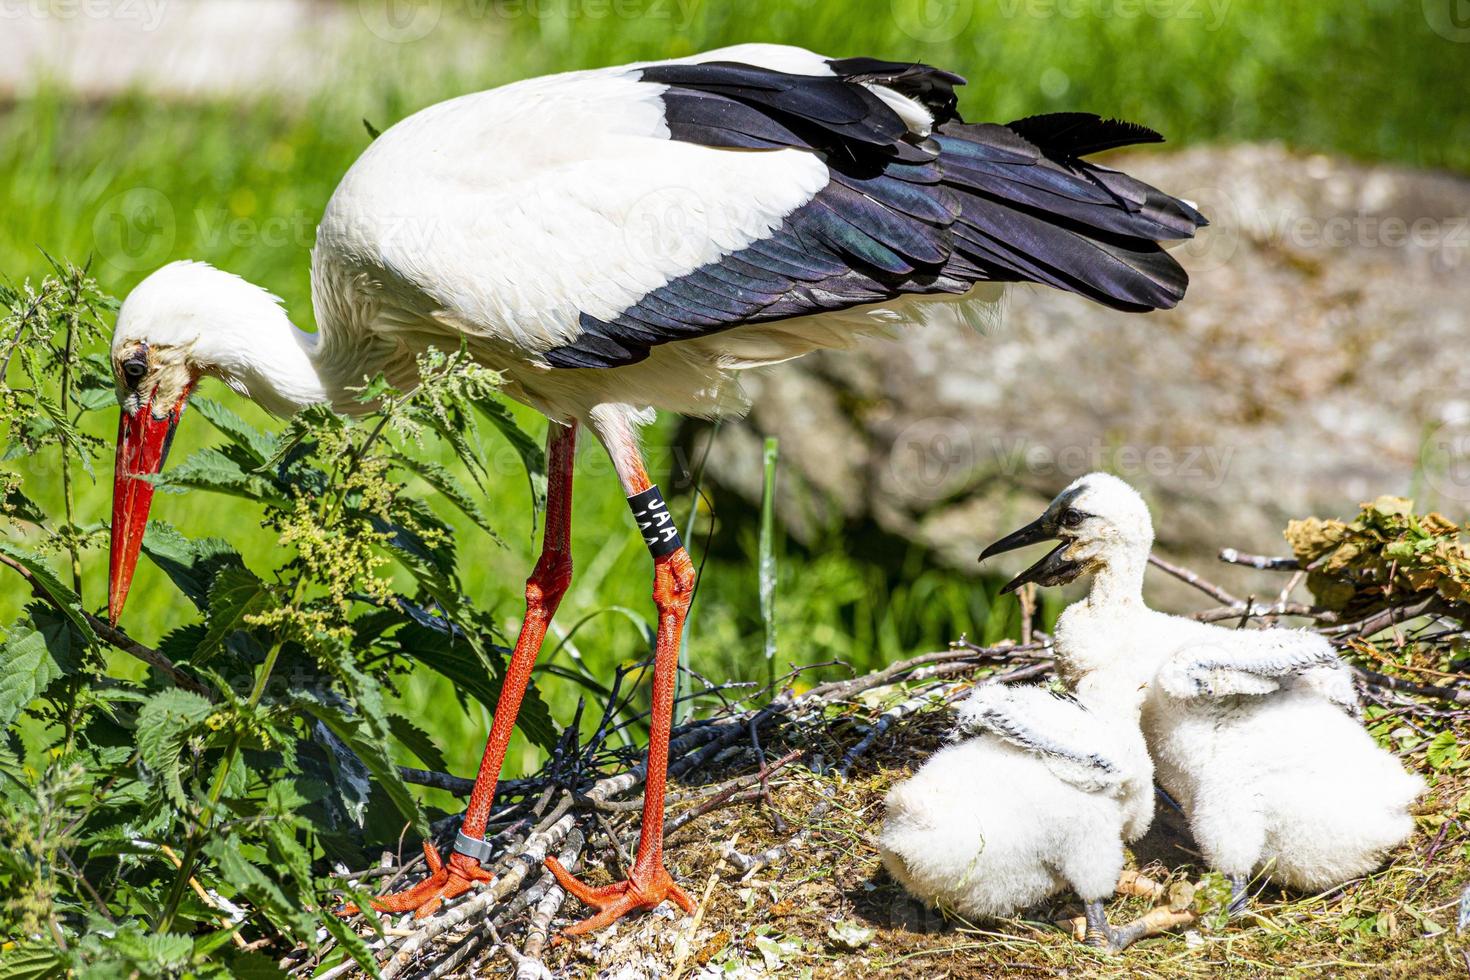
[537,694,1469,980]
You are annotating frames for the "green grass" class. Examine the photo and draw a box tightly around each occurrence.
[1,0,1464,782]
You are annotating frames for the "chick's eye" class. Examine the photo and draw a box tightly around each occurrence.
[1060,509,1085,528]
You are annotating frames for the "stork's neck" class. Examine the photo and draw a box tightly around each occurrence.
[196,286,363,418]
[1084,546,1148,609]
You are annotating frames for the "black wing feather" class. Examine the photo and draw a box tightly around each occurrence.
[544,59,1206,370]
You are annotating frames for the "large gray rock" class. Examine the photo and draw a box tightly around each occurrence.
[687,144,1470,598]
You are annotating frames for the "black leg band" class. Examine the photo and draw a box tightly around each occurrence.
[628,485,682,558]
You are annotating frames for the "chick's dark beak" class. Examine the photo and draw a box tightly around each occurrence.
[978,513,1083,594]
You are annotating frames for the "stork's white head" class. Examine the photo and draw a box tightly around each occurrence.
[978,472,1154,593]
[107,260,297,625]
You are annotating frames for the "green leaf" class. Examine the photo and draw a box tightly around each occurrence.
[192,398,278,465]
[136,688,215,809]
[1,484,45,525]
[0,609,87,727]
[0,540,97,645]
[152,447,283,504]
[197,567,273,660]
[395,624,556,752]
[0,943,68,980]
[474,396,547,512]
[295,696,426,837]
[320,912,383,979]
[1427,730,1462,770]
[203,833,317,940]
[389,452,502,544]
[388,713,447,772]
[141,521,247,610]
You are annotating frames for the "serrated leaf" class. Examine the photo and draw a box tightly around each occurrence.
[0,540,97,645]
[136,688,215,809]
[0,623,64,728]
[203,833,317,940]
[389,452,502,544]
[473,396,547,513]
[320,913,383,979]
[152,447,283,504]
[193,397,278,465]
[1,484,45,525]
[220,951,288,980]
[141,521,247,609]
[1428,730,1462,771]
[295,696,426,837]
[0,943,68,980]
[394,623,556,752]
[197,567,272,660]
[387,713,447,772]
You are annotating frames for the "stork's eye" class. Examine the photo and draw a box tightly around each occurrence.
[1060,508,1086,529]
[121,356,148,386]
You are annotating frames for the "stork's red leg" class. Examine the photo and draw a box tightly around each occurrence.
[545,433,696,936]
[343,422,578,919]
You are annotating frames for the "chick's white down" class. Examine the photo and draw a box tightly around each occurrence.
[1041,473,1424,893]
[878,680,1155,921]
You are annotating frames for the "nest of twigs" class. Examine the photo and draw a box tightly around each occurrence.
[297,541,1470,979]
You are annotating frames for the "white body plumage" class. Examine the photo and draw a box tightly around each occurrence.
[878,681,1154,920]
[1018,474,1424,895]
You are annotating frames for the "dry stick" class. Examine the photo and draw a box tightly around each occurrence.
[1190,600,1322,624]
[378,813,577,979]
[0,552,211,697]
[1217,548,1301,571]
[1325,595,1447,639]
[838,679,975,779]
[803,641,1051,703]
[1148,553,1242,606]
[670,831,740,980]
[1355,666,1470,705]
[515,830,585,979]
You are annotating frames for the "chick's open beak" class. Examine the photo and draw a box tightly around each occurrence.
[109,386,190,625]
[978,514,1082,594]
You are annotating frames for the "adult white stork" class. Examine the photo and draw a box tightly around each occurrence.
[106,43,1206,934]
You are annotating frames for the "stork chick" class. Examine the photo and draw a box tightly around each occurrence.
[980,473,1424,911]
[879,682,1159,950]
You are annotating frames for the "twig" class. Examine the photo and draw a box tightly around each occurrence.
[1217,549,1301,571]
[1149,553,1242,605]
[1354,667,1470,705]
[0,552,211,697]
[517,830,584,976]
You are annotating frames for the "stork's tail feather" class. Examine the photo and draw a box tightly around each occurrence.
[935,113,1207,312]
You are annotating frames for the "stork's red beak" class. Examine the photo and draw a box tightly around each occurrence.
[109,386,191,625]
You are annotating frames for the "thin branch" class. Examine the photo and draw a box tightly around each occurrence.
[1148,553,1242,606]
[0,551,211,698]
[1217,548,1301,571]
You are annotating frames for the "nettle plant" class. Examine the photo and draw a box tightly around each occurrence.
[0,263,550,976]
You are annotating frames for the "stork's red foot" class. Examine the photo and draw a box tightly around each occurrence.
[544,856,695,936]
[339,843,492,919]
